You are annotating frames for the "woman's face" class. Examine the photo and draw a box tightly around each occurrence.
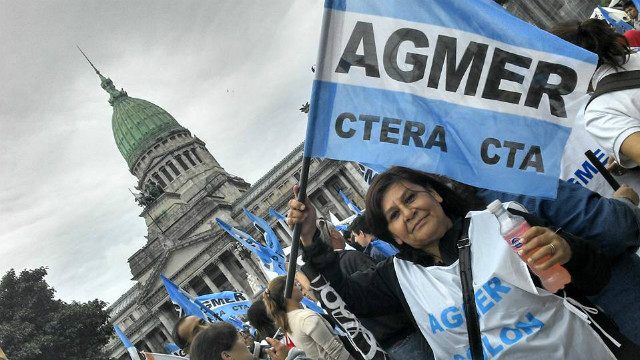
[381,181,452,252]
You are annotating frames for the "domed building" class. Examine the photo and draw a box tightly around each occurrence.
[84,57,370,359]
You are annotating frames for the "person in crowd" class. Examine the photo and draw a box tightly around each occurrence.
[551,19,640,169]
[262,275,353,360]
[190,322,314,360]
[247,300,279,343]
[173,315,210,354]
[624,29,640,46]
[624,0,640,29]
[312,218,430,359]
[347,215,398,263]
[288,167,638,359]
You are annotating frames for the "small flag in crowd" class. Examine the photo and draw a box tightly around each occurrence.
[338,190,362,215]
[215,218,286,279]
[269,207,293,237]
[598,6,633,33]
[114,325,142,360]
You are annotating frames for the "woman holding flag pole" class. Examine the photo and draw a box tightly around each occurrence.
[287,166,638,359]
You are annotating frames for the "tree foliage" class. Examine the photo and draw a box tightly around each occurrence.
[0,267,112,360]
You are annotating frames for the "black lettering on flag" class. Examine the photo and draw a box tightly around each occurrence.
[425,125,447,152]
[503,141,525,168]
[402,121,426,147]
[482,48,532,104]
[427,35,488,95]
[336,22,380,77]
[524,61,577,118]
[520,145,544,173]
[481,138,501,165]
[380,117,402,144]
[383,28,429,83]
[359,114,380,140]
[336,113,357,138]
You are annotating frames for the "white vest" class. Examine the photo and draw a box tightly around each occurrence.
[394,207,615,360]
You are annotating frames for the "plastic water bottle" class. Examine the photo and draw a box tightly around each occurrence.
[487,200,571,293]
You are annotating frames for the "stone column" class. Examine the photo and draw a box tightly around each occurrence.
[231,251,264,282]
[321,186,349,218]
[183,283,198,297]
[217,261,248,293]
[144,338,160,353]
[200,272,220,293]
[157,312,175,340]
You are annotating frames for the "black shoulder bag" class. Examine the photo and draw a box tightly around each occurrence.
[586,70,640,108]
[457,217,483,360]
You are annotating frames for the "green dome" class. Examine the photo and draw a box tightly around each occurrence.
[111,95,185,168]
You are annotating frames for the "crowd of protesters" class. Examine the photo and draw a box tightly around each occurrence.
[166,5,640,360]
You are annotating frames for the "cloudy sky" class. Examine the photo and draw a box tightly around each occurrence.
[0,0,323,304]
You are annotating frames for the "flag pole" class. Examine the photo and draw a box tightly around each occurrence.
[284,155,311,298]
[285,2,334,298]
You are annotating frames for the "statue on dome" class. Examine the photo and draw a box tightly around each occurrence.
[132,180,164,207]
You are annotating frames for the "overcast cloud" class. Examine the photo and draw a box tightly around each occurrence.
[0,0,323,304]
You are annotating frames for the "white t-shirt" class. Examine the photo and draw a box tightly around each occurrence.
[585,52,640,168]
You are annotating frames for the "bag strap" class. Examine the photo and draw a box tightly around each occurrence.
[457,217,483,360]
[587,70,640,108]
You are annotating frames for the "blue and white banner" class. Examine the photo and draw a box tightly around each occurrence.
[196,291,251,329]
[338,190,363,215]
[215,218,286,279]
[160,274,211,321]
[357,163,384,186]
[114,325,142,360]
[306,0,597,198]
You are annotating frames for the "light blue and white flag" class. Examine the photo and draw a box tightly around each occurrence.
[338,190,363,215]
[598,6,633,34]
[114,325,142,360]
[196,291,251,330]
[357,163,384,186]
[269,207,293,238]
[160,274,211,321]
[305,0,597,198]
[215,218,286,279]
[243,208,285,259]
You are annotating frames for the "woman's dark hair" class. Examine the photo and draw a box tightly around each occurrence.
[189,322,238,360]
[247,299,278,340]
[550,19,631,69]
[262,275,290,332]
[364,166,484,244]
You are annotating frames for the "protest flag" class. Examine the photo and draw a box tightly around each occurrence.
[114,325,143,360]
[338,190,363,215]
[269,207,293,237]
[215,218,286,279]
[159,274,227,326]
[243,208,285,260]
[196,291,251,330]
[598,6,633,33]
[304,0,597,199]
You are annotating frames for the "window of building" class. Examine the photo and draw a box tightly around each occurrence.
[252,205,260,213]
[160,167,174,182]
[293,171,301,181]
[153,174,167,188]
[270,193,278,202]
[167,161,181,177]
[183,151,197,166]
[316,193,328,206]
[175,155,189,171]
[191,148,203,163]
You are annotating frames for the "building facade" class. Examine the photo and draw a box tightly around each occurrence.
[86,64,369,359]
